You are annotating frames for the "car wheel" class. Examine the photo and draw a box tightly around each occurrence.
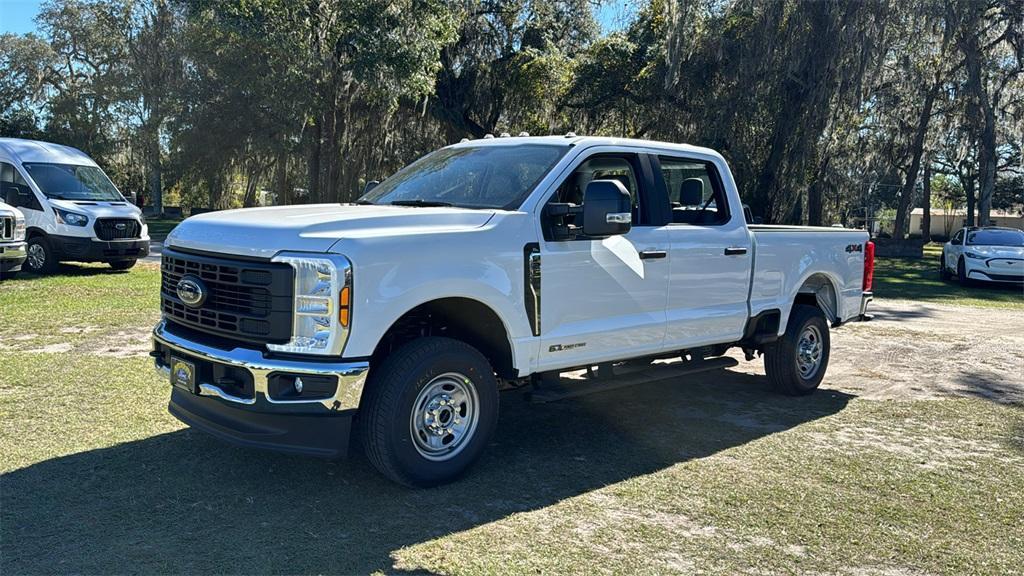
[25,236,58,274]
[763,304,830,396]
[359,336,499,487]
[939,251,951,281]
[109,259,137,271]
[957,257,972,287]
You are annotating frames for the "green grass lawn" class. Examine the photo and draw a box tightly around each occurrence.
[874,243,1024,309]
[146,217,181,241]
[2,260,1023,574]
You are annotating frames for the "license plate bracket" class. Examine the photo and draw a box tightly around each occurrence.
[169,356,197,394]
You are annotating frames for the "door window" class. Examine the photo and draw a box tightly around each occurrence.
[657,156,730,225]
[1,162,41,211]
[544,154,651,239]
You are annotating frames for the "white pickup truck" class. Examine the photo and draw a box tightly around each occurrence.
[152,136,874,486]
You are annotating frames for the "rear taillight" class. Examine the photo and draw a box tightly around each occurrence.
[863,240,875,292]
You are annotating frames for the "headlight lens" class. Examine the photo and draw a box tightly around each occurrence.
[267,253,353,356]
[14,216,25,241]
[965,251,985,260]
[55,208,88,227]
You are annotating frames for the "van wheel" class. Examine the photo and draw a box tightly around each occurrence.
[763,304,830,396]
[109,259,137,271]
[359,337,499,487]
[26,236,58,274]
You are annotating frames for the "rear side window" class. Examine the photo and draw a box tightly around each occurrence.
[657,156,730,225]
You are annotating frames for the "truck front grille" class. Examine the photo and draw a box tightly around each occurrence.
[160,248,294,345]
[94,218,141,240]
[0,216,12,240]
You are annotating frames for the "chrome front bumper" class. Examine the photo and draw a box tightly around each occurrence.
[0,241,27,260]
[152,320,369,411]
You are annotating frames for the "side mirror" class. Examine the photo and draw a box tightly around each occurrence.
[582,180,631,238]
[363,180,380,195]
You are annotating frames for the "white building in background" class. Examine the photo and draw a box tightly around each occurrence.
[910,208,1023,239]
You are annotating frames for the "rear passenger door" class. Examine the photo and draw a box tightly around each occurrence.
[655,155,753,349]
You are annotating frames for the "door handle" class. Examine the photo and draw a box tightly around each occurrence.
[724,247,748,256]
[639,250,667,260]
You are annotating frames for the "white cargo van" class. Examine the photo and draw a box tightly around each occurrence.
[0,138,150,273]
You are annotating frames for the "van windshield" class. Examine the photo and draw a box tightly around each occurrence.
[22,163,125,202]
[359,144,567,210]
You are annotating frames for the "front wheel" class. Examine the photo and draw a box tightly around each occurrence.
[25,236,58,274]
[957,257,972,287]
[109,259,137,271]
[359,337,499,487]
[763,304,830,396]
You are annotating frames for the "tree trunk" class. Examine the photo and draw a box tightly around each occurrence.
[921,163,931,242]
[146,123,162,215]
[275,149,289,205]
[892,85,937,240]
[307,121,321,204]
[964,174,976,227]
[977,102,997,225]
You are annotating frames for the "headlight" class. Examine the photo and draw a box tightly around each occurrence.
[55,208,88,227]
[965,251,985,260]
[267,253,353,356]
[14,216,25,241]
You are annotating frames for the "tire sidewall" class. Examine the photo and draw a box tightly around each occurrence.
[383,344,499,486]
[26,236,53,274]
[790,308,831,393]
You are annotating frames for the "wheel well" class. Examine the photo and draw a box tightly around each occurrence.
[371,298,515,379]
[26,227,46,239]
[795,273,838,324]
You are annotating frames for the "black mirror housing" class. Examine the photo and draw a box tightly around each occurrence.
[582,180,632,238]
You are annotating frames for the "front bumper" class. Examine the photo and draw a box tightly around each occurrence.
[0,241,27,273]
[52,234,150,262]
[153,321,370,458]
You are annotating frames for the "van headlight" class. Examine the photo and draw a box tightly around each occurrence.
[267,253,353,356]
[14,216,25,241]
[55,208,88,227]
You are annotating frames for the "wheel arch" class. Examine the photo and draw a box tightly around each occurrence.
[369,296,517,380]
[788,272,840,329]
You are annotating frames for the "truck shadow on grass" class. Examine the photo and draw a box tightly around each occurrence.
[2,371,852,574]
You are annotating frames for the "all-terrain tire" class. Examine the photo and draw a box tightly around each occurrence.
[763,304,830,396]
[359,337,499,487]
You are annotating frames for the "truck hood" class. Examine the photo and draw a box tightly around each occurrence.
[166,204,497,259]
[48,198,141,219]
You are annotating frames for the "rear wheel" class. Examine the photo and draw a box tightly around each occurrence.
[109,259,137,271]
[25,236,58,274]
[763,304,830,396]
[359,337,499,487]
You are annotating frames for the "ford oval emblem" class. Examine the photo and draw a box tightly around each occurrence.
[176,275,207,308]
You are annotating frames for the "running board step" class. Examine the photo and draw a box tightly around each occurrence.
[527,356,739,404]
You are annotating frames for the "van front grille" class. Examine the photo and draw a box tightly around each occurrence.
[94,218,141,240]
[0,216,12,240]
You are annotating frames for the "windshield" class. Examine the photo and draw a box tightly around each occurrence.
[360,145,567,210]
[966,229,1024,247]
[22,163,125,202]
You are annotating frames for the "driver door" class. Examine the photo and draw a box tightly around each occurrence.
[536,151,670,371]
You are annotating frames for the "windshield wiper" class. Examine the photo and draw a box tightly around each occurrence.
[390,199,453,207]
[354,199,375,205]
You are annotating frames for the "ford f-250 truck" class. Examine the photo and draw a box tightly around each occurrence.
[152,136,874,486]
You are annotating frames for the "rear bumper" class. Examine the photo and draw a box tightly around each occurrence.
[153,320,370,458]
[51,234,150,262]
[0,241,27,273]
[858,291,873,318]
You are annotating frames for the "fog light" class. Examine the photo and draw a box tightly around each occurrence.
[294,377,304,393]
